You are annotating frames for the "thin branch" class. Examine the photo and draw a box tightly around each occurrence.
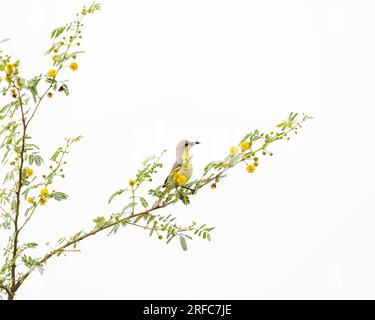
[11,85,27,292]
[14,201,174,291]
[26,16,81,127]
[0,2,100,300]
[0,282,12,298]
[18,139,70,233]
[13,116,311,294]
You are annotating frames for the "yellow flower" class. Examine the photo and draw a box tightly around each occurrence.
[40,197,47,206]
[174,173,187,186]
[240,141,251,152]
[5,63,14,75]
[52,55,60,63]
[230,146,238,155]
[47,69,57,78]
[129,179,136,187]
[27,197,34,204]
[69,62,78,71]
[40,188,49,197]
[246,164,256,173]
[10,88,17,98]
[26,168,33,177]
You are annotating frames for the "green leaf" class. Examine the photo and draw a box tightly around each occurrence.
[29,154,43,166]
[122,202,137,212]
[50,192,68,201]
[51,148,62,161]
[149,223,157,237]
[70,135,83,144]
[166,233,176,244]
[82,2,101,15]
[140,197,148,208]
[133,214,145,224]
[179,236,188,251]
[23,242,38,249]
[61,83,70,96]
[27,76,41,103]
[180,195,190,205]
[93,216,107,227]
[108,189,128,204]
[37,265,44,275]
[50,26,66,39]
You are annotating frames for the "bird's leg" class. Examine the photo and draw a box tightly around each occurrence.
[181,186,196,195]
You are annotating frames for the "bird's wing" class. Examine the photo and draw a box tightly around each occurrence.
[163,161,181,187]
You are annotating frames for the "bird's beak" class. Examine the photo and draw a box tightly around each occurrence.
[187,141,201,147]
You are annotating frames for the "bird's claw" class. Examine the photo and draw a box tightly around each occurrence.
[181,186,196,195]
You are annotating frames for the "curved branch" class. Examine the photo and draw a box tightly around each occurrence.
[13,114,311,294]
[14,201,174,291]
[0,283,12,298]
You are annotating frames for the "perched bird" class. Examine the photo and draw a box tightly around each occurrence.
[163,140,200,194]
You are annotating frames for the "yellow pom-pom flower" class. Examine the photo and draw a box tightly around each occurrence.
[52,55,60,63]
[26,168,33,177]
[240,141,251,152]
[246,164,256,173]
[47,69,57,78]
[5,63,14,75]
[27,197,34,204]
[40,198,47,206]
[230,146,238,155]
[69,62,78,71]
[40,188,49,197]
[174,173,187,186]
[10,88,17,98]
[129,179,136,187]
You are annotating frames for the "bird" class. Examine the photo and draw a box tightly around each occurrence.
[163,140,200,194]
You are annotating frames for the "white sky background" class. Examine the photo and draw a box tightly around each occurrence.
[0,0,374,299]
